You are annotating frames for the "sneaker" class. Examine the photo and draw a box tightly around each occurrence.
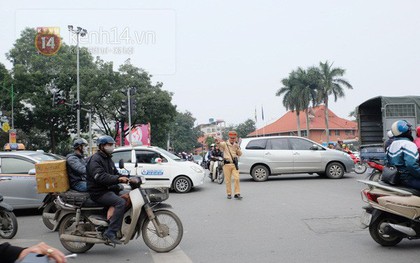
[227,195,232,199]
[103,232,122,245]
[234,194,243,200]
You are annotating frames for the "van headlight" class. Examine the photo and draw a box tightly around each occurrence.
[190,166,203,173]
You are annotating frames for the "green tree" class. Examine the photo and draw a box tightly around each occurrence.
[313,61,353,143]
[6,28,93,153]
[236,119,256,138]
[276,71,305,136]
[170,111,201,153]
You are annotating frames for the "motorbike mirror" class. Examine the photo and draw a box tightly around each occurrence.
[118,159,125,169]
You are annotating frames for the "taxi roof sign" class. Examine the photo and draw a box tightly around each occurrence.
[4,143,25,151]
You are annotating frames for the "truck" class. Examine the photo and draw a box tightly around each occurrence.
[357,96,420,145]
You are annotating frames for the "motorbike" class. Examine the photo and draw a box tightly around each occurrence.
[0,192,18,239]
[56,160,183,253]
[211,156,224,184]
[359,178,420,246]
[346,151,367,174]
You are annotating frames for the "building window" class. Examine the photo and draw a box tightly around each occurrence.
[334,130,340,136]
[301,130,307,137]
[207,128,211,133]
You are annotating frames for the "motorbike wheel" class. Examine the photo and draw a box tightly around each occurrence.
[42,202,57,231]
[59,214,95,253]
[368,171,381,182]
[0,210,18,239]
[216,168,224,184]
[142,209,183,253]
[369,214,403,246]
[354,162,368,174]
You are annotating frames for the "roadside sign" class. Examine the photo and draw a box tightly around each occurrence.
[35,27,62,56]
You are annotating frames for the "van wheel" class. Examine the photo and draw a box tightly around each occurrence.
[325,162,344,179]
[251,165,269,182]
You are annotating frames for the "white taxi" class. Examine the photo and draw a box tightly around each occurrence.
[112,146,205,193]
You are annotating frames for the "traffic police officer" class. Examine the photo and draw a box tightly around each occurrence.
[216,131,243,200]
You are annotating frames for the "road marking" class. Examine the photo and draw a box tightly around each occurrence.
[151,247,192,263]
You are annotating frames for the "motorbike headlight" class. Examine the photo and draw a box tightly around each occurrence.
[190,166,203,173]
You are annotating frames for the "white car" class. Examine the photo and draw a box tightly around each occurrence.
[112,146,205,193]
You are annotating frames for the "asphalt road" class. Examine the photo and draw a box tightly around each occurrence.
[7,172,420,263]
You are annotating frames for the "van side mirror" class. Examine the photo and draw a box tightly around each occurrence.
[118,159,125,169]
[28,168,36,175]
[310,145,320,150]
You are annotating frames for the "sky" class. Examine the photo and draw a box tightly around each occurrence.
[1,1,419,128]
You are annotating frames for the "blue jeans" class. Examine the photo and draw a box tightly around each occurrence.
[401,177,420,191]
[72,181,87,192]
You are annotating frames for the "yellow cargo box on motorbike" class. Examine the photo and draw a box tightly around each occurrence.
[35,160,69,193]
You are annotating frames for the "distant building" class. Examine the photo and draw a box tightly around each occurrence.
[195,118,226,155]
[248,105,358,144]
[197,118,226,138]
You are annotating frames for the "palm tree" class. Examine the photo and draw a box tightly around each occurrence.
[276,71,305,136]
[313,61,353,143]
[293,67,319,138]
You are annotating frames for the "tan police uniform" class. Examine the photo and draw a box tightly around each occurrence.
[218,140,242,197]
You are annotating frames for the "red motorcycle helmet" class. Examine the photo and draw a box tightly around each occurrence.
[416,126,420,137]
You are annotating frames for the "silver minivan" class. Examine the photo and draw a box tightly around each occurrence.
[239,136,355,181]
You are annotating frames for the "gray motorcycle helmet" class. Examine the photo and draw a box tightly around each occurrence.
[73,138,88,149]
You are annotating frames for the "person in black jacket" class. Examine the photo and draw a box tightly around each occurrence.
[66,138,89,192]
[86,135,129,245]
[0,242,66,263]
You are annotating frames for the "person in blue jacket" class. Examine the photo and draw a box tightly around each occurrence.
[387,120,420,190]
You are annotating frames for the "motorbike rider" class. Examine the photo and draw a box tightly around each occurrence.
[66,138,89,192]
[209,144,223,181]
[334,139,345,151]
[387,120,420,190]
[384,130,395,151]
[86,135,130,245]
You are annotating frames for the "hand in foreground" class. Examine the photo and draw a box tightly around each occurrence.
[18,242,67,263]
[118,176,130,183]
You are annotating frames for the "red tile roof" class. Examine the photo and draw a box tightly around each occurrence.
[248,105,357,137]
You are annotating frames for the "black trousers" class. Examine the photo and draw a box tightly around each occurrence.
[93,191,126,235]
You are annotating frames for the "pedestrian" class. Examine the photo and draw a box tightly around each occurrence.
[86,135,130,245]
[216,131,243,200]
[66,138,89,192]
[0,241,66,263]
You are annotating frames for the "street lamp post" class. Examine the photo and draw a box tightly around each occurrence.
[68,25,87,138]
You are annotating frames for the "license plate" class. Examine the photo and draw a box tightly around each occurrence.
[360,211,372,227]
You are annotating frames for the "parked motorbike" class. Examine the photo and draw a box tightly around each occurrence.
[359,179,420,246]
[56,161,183,253]
[0,193,18,239]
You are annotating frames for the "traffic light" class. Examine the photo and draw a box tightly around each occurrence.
[53,92,66,106]
[130,96,137,113]
[120,98,127,117]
